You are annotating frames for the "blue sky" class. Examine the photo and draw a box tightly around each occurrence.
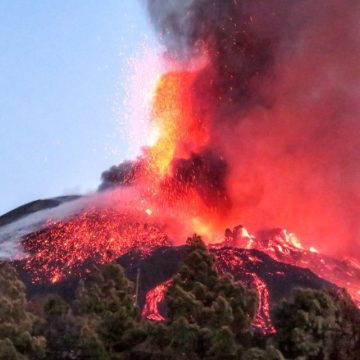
[0,1,158,214]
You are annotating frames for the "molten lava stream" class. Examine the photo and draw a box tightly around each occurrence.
[142,280,171,321]
[249,274,276,334]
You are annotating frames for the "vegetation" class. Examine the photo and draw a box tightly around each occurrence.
[1,235,360,359]
[272,288,360,360]
[0,263,45,360]
[146,235,258,359]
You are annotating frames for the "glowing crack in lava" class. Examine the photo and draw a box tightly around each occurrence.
[21,70,221,283]
[140,232,359,334]
[3,0,358,340]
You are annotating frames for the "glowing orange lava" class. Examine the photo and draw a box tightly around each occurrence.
[142,280,171,321]
[149,71,208,177]
[250,274,276,334]
[222,226,360,307]
[23,207,168,283]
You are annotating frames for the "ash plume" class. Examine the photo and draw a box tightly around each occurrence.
[99,160,143,191]
[143,0,360,256]
[166,150,230,211]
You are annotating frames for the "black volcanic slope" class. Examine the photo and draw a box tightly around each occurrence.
[15,245,338,314]
[0,196,81,228]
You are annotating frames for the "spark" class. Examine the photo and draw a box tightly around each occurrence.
[23,207,169,283]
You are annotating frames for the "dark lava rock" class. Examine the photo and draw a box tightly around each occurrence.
[0,196,81,228]
[14,245,338,314]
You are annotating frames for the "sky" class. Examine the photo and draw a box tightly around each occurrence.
[0,0,158,214]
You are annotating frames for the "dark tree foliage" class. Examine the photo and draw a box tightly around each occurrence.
[241,346,285,360]
[40,263,145,359]
[145,235,262,359]
[205,326,237,360]
[2,241,360,360]
[166,235,257,336]
[41,294,108,360]
[0,262,45,360]
[273,288,360,360]
[75,263,146,356]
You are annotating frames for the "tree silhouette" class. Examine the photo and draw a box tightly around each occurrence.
[273,288,360,360]
[75,263,146,356]
[146,235,260,359]
[0,263,45,359]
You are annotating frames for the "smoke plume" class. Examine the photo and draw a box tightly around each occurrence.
[145,0,360,256]
[101,0,360,256]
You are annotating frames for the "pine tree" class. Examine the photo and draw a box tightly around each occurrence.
[241,346,285,360]
[205,326,237,360]
[146,235,259,359]
[168,316,201,358]
[75,263,146,356]
[166,235,257,337]
[0,262,45,359]
[273,288,360,360]
[0,338,24,360]
[42,295,74,359]
[77,323,109,360]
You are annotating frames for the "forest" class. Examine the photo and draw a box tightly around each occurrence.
[1,236,359,360]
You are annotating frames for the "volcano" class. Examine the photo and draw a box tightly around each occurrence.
[0,197,358,335]
[1,0,359,342]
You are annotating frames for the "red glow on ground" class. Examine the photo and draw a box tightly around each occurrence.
[23,207,168,283]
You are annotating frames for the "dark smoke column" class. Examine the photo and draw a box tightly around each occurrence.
[144,0,360,256]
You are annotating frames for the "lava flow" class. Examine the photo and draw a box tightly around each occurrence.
[221,226,360,307]
[21,68,224,283]
[19,59,360,332]
[142,280,171,322]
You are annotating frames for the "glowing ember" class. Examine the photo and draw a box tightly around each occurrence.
[23,207,169,283]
